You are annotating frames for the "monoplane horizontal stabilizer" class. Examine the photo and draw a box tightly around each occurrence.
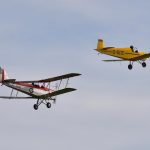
[38,88,76,99]
[102,47,115,50]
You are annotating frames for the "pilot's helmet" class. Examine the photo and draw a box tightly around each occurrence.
[130,45,134,49]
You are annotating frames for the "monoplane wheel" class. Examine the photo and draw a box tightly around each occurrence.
[47,102,51,108]
[128,64,132,70]
[33,104,38,110]
[142,62,146,68]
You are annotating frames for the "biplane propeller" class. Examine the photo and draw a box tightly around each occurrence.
[0,67,81,110]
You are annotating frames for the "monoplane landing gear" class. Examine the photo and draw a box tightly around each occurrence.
[128,64,133,70]
[128,61,133,70]
[142,62,146,68]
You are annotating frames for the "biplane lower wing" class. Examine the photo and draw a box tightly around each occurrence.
[38,88,76,99]
[16,73,81,83]
[0,88,76,100]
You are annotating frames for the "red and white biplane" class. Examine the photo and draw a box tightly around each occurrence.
[0,67,81,110]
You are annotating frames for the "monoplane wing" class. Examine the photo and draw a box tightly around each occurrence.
[0,96,35,99]
[130,53,150,61]
[103,59,128,62]
[38,88,76,99]
[15,73,81,83]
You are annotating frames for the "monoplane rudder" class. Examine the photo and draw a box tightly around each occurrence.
[97,39,104,50]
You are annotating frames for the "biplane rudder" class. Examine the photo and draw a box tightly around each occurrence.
[0,67,9,83]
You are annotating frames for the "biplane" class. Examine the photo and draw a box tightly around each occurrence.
[0,67,81,110]
[95,39,150,70]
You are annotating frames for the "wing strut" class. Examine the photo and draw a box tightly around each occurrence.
[58,79,62,90]
[65,78,69,88]
[10,89,14,99]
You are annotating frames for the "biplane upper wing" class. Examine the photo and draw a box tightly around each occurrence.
[15,73,81,83]
[130,53,150,61]
[38,88,76,99]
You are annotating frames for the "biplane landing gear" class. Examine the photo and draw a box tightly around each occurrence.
[128,64,133,70]
[33,99,52,110]
[142,62,146,68]
[46,102,51,108]
[33,99,42,110]
[33,104,38,110]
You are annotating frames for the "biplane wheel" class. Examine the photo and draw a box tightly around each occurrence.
[33,104,38,110]
[46,102,51,108]
[128,64,132,70]
[142,62,146,68]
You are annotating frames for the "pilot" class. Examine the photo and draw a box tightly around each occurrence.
[41,85,45,88]
[130,45,134,52]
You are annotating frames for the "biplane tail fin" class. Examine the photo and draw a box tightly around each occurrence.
[97,39,104,50]
[0,67,9,83]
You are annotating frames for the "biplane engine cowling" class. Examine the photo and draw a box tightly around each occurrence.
[0,67,9,83]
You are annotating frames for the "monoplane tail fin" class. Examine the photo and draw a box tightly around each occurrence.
[97,39,104,50]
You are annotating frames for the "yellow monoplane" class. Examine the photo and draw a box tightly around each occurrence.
[95,39,150,70]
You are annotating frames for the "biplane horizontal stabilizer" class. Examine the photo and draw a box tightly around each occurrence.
[3,79,16,83]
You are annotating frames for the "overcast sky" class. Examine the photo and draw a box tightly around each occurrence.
[0,0,150,150]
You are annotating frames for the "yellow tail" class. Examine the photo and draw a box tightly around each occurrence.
[97,39,104,50]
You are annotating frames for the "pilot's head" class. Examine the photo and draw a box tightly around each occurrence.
[130,45,134,50]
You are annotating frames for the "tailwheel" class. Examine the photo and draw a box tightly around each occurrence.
[46,102,51,108]
[142,62,146,68]
[128,64,133,70]
[33,104,38,110]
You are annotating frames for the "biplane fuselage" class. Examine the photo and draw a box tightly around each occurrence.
[95,39,150,70]
[4,82,52,98]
